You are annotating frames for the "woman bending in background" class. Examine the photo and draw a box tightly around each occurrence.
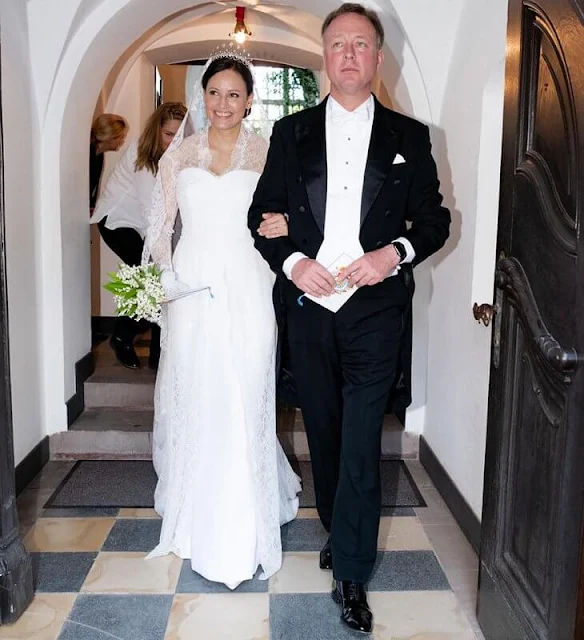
[89,113,128,210]
[92,102,187,369]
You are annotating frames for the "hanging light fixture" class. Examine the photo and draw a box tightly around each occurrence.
[230,6,252,44]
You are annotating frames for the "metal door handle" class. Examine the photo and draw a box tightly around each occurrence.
[473,302,496,327]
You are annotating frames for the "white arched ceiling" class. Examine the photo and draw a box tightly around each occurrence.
[105,8,325,111]
[145,39,323,70]
[38,0,435,430]
[46,1,432,135]
[143,9,322,66]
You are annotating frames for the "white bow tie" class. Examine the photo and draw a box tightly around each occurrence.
[331,108,370,124]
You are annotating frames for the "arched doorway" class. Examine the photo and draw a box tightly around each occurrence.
[40,0,431,443]
[46,2,430,462]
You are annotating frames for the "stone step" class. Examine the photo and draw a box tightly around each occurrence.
[69,408,153,431]
[84,349,156,408]
[51,429,152,460]
[53,406,417,460]
[75,343,418,460]
[84,379,155,409]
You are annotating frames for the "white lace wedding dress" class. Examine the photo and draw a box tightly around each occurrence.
[146,127,300,587]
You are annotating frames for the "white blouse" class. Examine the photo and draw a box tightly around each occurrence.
[90,140,156,238]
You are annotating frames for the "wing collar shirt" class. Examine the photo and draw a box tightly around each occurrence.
[283,94,414,281]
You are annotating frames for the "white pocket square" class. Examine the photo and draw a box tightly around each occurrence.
[393,153,406,164]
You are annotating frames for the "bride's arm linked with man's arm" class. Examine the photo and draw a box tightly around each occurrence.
[248,120,335,299]
[248,122,298,271]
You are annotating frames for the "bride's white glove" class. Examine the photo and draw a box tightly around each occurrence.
[160,268,195,302]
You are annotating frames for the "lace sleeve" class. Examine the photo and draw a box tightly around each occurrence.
[148,151,180,269]
[240,131,268,173]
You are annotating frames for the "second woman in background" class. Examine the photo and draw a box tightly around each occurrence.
[92,102,187,369]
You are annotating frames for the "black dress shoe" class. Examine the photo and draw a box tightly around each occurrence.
[320,538,332,570]
[332,580,373,634]
[110,336,140,369]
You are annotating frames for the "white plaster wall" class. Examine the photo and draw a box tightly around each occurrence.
[26,0,85,126]
[391,0,465,121]
[371,1,465,436]
[424,0,508,517]
[0,0,44,464]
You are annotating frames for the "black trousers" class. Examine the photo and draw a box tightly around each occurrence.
[285,279,407,583]
[97,218,160,350]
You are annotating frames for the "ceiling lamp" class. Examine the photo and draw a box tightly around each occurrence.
[230,7,252,44]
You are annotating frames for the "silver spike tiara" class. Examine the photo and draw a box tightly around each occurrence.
[208,44,253,69]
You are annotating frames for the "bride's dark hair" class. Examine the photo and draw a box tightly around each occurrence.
[202,58,254,98]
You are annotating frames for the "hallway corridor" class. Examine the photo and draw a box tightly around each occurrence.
[3,460,484,639]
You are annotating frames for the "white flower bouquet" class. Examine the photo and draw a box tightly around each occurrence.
[104,263,165,324]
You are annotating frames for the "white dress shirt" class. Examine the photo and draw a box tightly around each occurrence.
[90,140,155,239]
[282,95,415,289]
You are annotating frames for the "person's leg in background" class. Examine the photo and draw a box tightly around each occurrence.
[148,323,161,369]
[98,219,149,369]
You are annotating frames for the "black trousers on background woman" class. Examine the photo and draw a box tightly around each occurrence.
[98,218,160,369]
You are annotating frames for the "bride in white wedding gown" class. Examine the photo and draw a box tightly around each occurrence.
[143,50,300,588]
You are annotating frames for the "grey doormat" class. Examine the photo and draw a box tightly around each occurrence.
[45,460,157,508]
[44,459,425,509]
[293,460,425,509]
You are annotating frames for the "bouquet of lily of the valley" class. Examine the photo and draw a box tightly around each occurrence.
[104,264,165,324]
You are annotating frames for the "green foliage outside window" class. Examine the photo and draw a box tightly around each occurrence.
[267,67,319,115]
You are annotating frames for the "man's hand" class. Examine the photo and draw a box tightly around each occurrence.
[291,258,336,297]
[342,246,401,288]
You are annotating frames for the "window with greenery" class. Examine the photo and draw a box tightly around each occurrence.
[248,66,319,130]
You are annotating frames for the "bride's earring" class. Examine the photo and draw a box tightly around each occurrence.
[244,106,252,118]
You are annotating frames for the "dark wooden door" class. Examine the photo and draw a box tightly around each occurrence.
[478,1,584,638]
[0,31,34,623]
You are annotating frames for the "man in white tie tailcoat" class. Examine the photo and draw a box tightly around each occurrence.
[249,3,450,633]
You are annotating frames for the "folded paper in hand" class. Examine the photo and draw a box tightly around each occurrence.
[305,252,359,313]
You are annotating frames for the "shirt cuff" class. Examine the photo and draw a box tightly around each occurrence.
[393,237,416,264]
[386,264,401,278]
[282,252,307,280]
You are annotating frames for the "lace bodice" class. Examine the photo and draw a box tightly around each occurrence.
[146,126,267,267]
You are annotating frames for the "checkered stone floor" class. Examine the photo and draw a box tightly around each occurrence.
[3,461,484,639]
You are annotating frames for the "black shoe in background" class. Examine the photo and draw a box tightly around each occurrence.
[110,336,140,369]
[320,538,332,570]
